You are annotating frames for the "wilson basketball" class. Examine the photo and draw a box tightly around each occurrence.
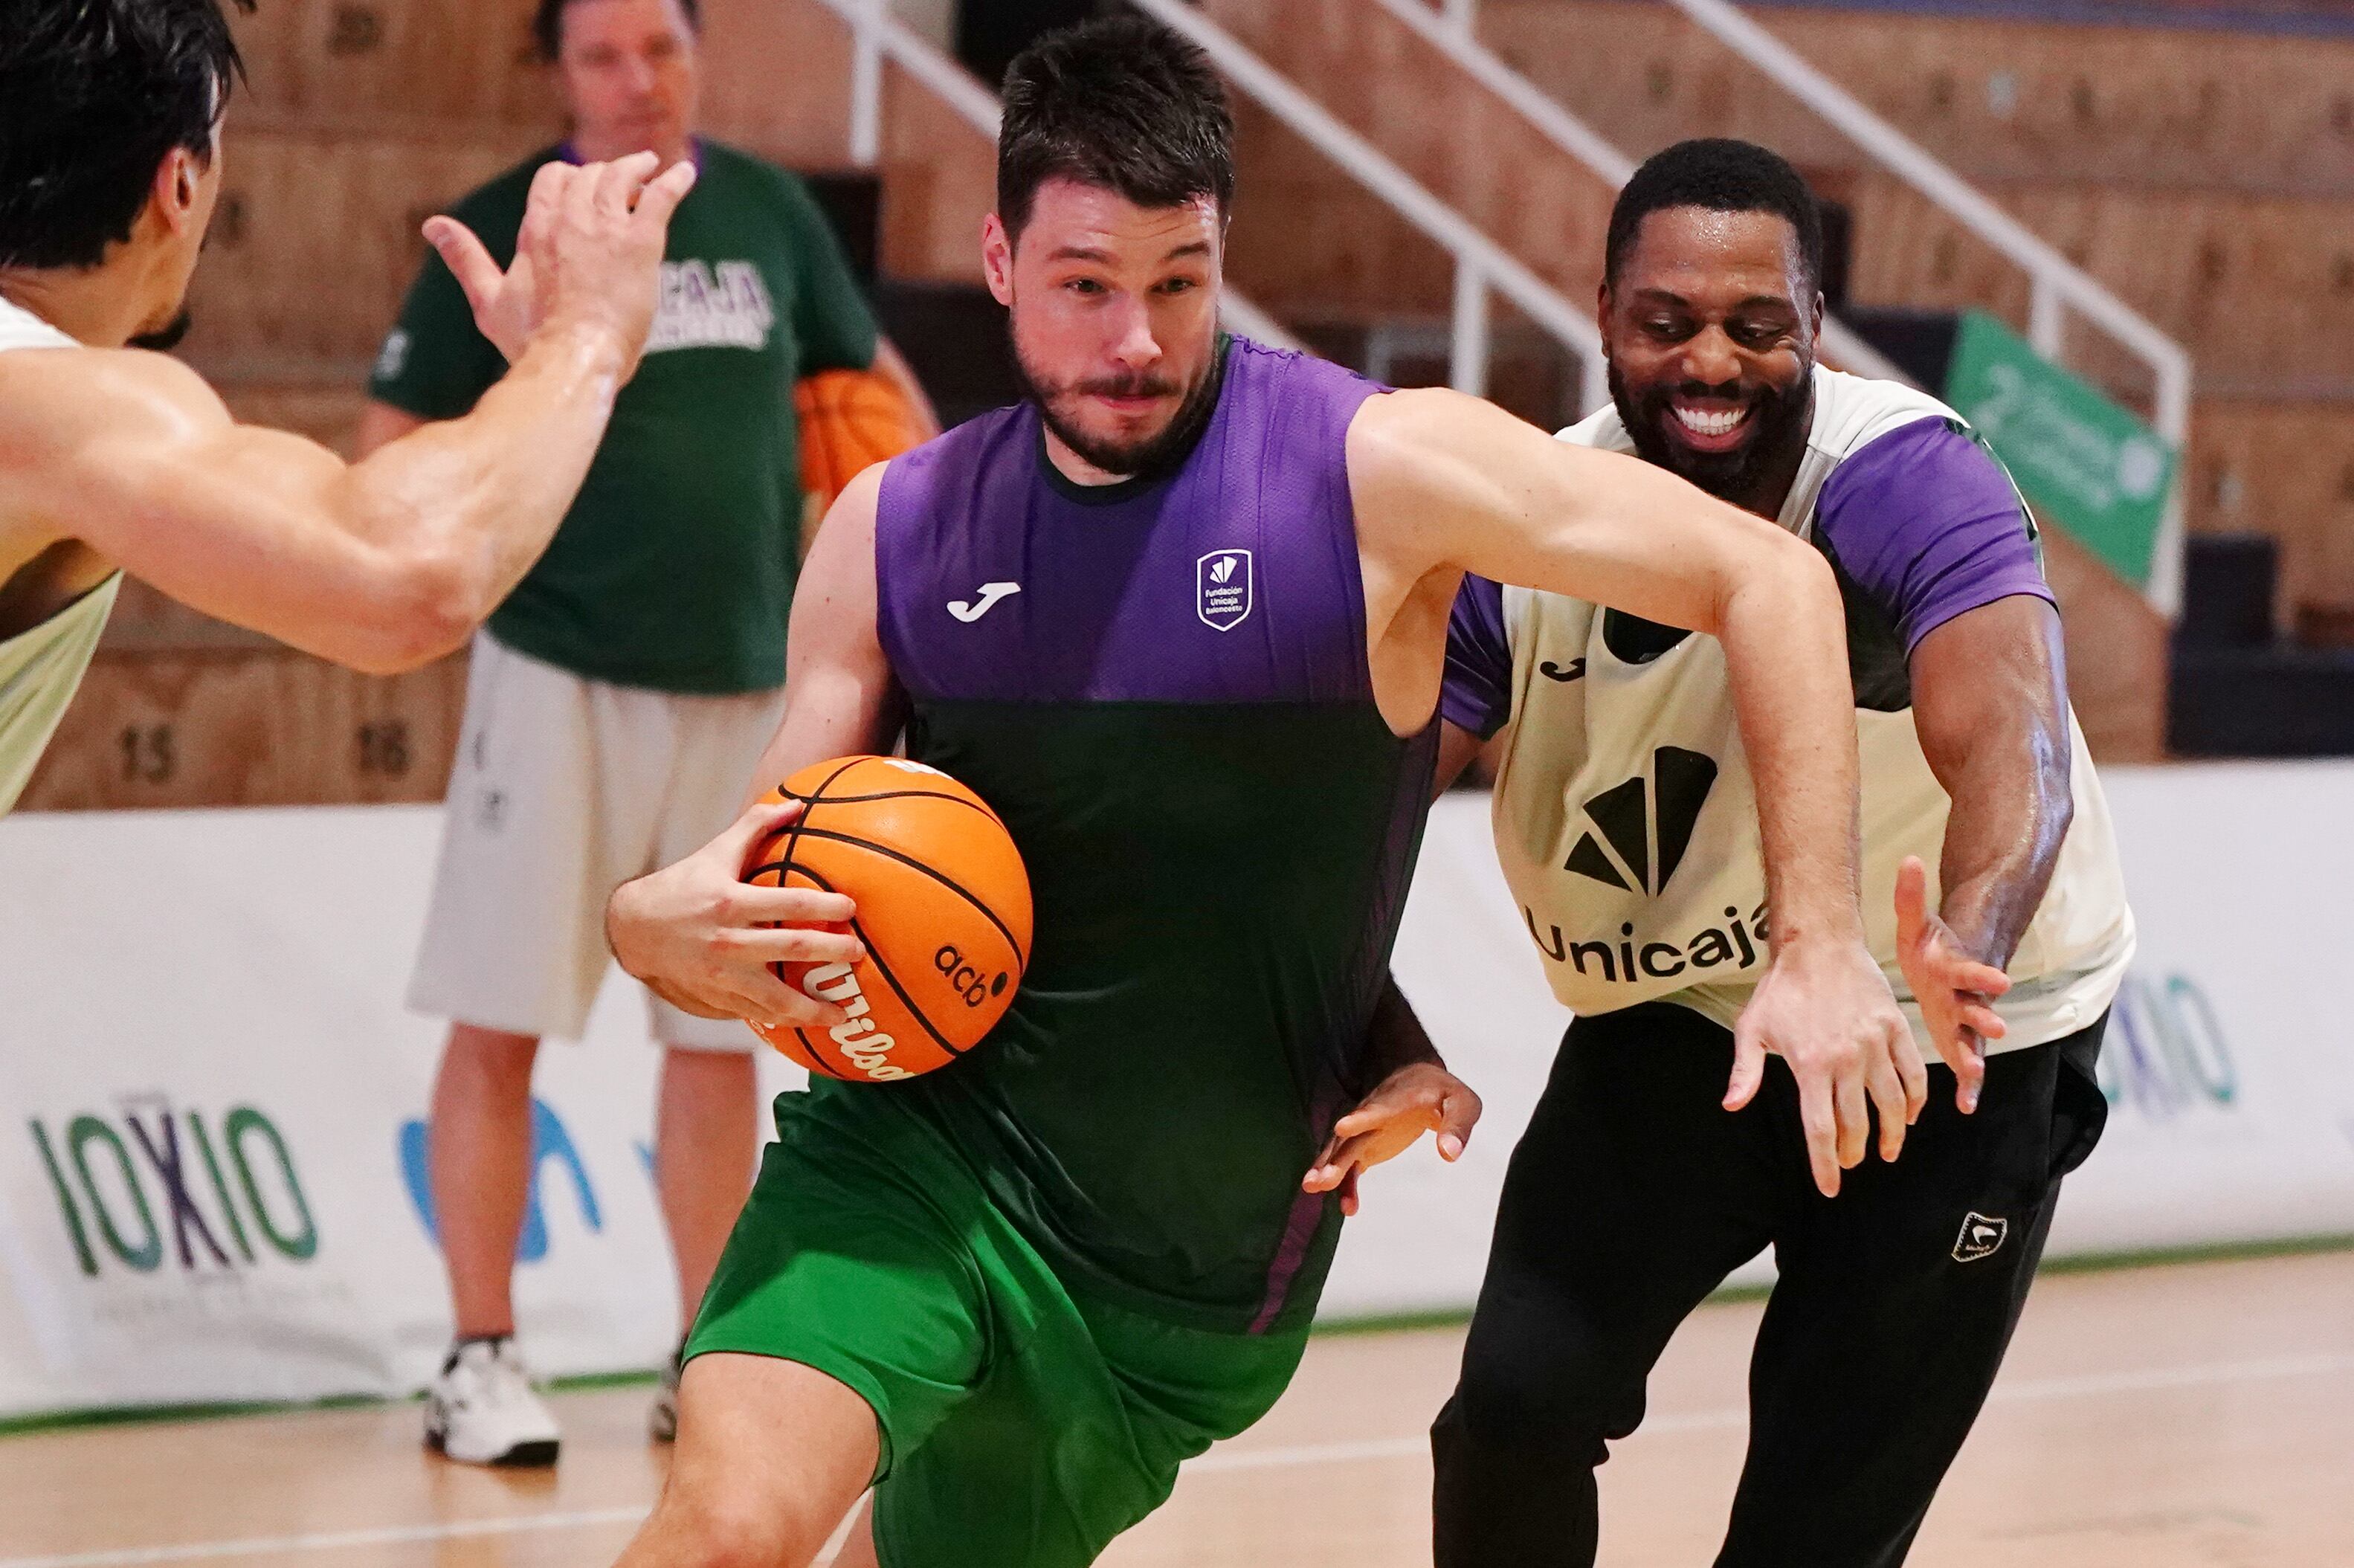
[743,755,1033,1082]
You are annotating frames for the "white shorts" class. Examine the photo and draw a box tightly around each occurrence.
[407,632,789,1051]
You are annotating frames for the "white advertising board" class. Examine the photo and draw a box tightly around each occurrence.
[3,765,2350,1417]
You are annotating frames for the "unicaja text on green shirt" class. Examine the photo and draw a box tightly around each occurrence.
[370,141,878,693]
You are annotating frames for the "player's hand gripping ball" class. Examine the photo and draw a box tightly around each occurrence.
[744,757,1032,1082]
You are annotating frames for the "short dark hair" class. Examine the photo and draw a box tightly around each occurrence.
[1605,138,1824,293]
[532,0,703,63]
[0,0,250,271]
[997,16,1234,241]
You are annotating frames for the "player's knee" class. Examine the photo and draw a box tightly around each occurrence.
[1445,1323,1637,1459]
[642,1485,829,1568]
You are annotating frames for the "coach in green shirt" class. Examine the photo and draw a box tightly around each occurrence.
[375,138,876,690]
[358,0,933,1469]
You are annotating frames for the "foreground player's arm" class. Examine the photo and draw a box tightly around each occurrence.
[6,157,691,674]
[1812,418,2071,1111]
[1897,599,2072,1109]
[604,465,903,1030]
[1350,389,1915,1196]
[1303,978,1481,1216]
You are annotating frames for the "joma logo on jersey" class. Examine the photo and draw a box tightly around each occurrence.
[801,962,912,1081]
[1564,746,1718,895]
[1197,550,1254,631]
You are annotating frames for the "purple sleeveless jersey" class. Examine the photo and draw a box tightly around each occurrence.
[839,338,1439,1335]
[876,337,1382,706]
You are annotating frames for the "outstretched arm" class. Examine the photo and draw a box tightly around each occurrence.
[3,155,694,674]
[604,464,905,1031]
[1349,389,1917,1196]
[1896,595,2072,1110]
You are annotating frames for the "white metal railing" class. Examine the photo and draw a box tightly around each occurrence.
[1428,0,2189,442]
[1368,0,1914,387]
[1659,0,2191,445]
[809,0,1302,352]
[1435,0,2191,608]
[1126,0,1610,409]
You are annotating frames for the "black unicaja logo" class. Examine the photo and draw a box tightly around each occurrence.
[1564,746,1718,896]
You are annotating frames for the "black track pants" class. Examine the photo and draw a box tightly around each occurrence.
[1431,1001,2108,1568]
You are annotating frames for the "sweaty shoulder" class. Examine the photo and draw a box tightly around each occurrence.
[0,347,228,553]
[1813,414,2054,655]
[0,346,225,459]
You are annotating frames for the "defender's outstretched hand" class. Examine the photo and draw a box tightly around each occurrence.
[1894,856,2012,1115]
[605,798,866,1032]
[1726,935,1921,1197]
[425,150,698,370]
[1303,1062,1483,1217]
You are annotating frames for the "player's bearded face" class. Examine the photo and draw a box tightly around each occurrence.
[993,182,1226,478]
[1603,207,1821,503]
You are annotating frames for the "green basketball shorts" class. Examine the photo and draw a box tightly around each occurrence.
[685,1085,1311,1568]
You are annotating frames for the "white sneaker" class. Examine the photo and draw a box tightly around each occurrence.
[648,1346,682,1443]
[425,1337,561,1467]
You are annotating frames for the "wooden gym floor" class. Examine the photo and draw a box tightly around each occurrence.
[4,1249,2350,1568]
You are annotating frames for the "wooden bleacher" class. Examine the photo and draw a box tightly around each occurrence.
[1477,0,2354,642]
[15,0,961,813]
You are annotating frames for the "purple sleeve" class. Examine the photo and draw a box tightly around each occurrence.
[1442,574,1514,740]
[1814,416,2056,654]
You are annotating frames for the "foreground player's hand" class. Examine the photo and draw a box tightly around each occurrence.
[425,151,698,370]
[1894,856,2011,1115]
[1729,935,1921,1197]
[604,798,865,1032]
[1302,1062,1482,1217]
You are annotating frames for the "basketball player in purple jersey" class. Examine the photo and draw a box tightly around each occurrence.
[601,20,1918,1568]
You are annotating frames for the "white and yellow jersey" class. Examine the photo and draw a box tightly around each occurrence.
[0,294,118,815]
[1443,367,2133,1055]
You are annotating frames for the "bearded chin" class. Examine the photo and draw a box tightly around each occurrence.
[1016,337,1228,480]
[1608,358,1812,503]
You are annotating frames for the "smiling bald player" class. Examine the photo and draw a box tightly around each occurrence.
[599,22,1918,1568]
[0,0,713,816]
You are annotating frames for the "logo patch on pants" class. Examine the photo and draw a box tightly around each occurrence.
[1952,1211,2008,1262]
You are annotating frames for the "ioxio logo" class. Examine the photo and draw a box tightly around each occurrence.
[802,961,911,1081]
[30,1103,317,1276]
[2100,971,2235,1120]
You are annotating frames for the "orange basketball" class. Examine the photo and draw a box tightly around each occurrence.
[795,367,928,512]
[742,756,1032,1082]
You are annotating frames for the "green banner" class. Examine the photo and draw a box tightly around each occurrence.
[1944,310,2176,587]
